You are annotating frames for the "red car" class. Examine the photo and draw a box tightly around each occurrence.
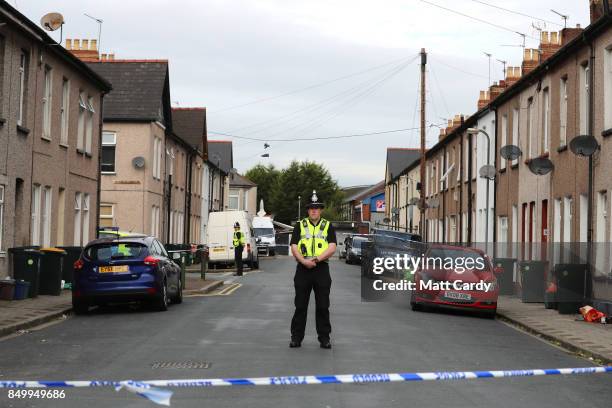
[410,245,502,318]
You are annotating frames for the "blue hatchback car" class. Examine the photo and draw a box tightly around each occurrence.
[72,235,182,314]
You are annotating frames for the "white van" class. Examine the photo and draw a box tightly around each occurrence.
[252,216,276,256]
[205,211,259,269]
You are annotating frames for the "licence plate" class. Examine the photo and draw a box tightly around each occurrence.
[213,248,225,252]
[444,291,471,301]
[99,265,129,273]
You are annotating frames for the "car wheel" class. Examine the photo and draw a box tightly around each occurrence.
[72,300,89,315]
[269,250,275,257]
[155,280,169,312]
[172,276,183,304]
[253,255,260,269]
[481,309,496,319]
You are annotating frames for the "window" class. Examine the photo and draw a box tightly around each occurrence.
[553,199,561,242]
[168,148,175,177]
[77,91,86,151]
[153,138,161,180]
[512,108,519,165]
[464,137,469,181]
[74,192,81,246]
[57,188,65,245]
[229,189,239,210]
[543,87,550,153]
[563,196,572,243]
[151,206,160,238]
[606,47,612,130]
[42,66,52,139]
[580,63,590,135]
[60,78,70,145]
[82,193,90,245]
[42,186,52,247]
[85,96,94,154]
[17,51,27,126]
[101,132,116,173]
[99,204,114,228]
[456,145,461,182]
[471,135,477,179]
[580,194,588,243]
[527,97,534,158]
[31,185,41,245]
[560,77,568,146]
[512,205,518,243]
[596,191,607,242]
[0,185,4,251]
[498,216,508,243]
[501,114,508,169]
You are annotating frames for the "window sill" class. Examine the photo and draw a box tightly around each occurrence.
[85,152,92,158]
[0,251,5,258]
[77,148,85,154]
[0,117,6,126]
[557,145,568,153]
[499,167,507,174]
[101,171,116,175]
[511,163,518,169]
[602,128,612,138]
[17,125,30,135]
[41,135,51,142]
[59,143,69,149]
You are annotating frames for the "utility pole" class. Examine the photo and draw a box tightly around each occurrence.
[419,48,427,237]
[483,52,492,87]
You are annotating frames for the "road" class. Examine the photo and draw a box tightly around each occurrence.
[0,256,610,408]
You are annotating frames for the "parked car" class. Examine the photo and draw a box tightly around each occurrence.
[372,228,422,242]
[345,235,370,264]
[410,244,501,318]
[72,235,183,314]
[205,211,259,269]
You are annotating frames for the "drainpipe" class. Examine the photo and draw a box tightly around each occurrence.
[586,35,595,303]
[95,92,106,238]
[459,132,464,242]
[467,130,473,246]
[185,150,193,244]
[493,107,498,256]
[442,145,447,243]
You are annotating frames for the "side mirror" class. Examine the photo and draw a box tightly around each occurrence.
[493,266,504,275]
[256,238,261,243]
[172,252,181,260]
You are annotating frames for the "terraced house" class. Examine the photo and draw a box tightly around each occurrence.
[0,3,111,278]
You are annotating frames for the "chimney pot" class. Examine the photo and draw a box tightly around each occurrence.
[109,54,115,60]
[65,38,72,50]
[90,39,97,50]
[73,39,80,50]
[540,31,549,45]
[82,39,89,50]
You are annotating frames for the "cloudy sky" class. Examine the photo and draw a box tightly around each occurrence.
[18,0,589,187]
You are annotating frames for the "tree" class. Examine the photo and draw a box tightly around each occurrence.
[245,164,280,214]
[270,161,342,224]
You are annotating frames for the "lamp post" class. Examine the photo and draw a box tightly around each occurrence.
[468,128,493,244]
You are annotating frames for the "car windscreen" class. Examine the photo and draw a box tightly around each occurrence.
[85,243,148,261]
[254,228,275,237]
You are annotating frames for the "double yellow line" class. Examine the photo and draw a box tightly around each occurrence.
[184,282,242,297]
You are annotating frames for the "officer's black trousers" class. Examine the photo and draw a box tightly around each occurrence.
[234,246,243,276]
[291,262,331,342]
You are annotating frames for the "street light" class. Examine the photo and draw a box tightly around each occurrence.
[467,127,493,244]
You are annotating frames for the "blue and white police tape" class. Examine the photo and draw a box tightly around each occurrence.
[2,366,611,406]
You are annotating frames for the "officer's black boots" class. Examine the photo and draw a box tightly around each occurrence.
[289,338,302,348]
[319,339,332,349]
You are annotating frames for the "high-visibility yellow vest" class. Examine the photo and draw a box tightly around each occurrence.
[298,218,330,258]
[233,231,245,247]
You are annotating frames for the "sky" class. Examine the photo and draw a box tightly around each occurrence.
[17,0,590,187]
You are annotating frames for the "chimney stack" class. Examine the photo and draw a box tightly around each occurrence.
[590,0,605,23]
[540,31,562,61]
[65,38,101,62]
[477,90,490,110]
[521,48,540,75]
[561,24,584,45]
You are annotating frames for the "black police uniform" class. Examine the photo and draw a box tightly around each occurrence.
[289,221,337,344]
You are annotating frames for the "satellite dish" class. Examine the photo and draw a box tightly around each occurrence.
[261,153,270,158]
[479,165,496,180]
[132,156,145,169]
[383,217,391,224]
[500,145,522,161]
[409,197,420,206]
[528,157,554,175]
[391,207,400,215]
[427,197,440,209]
[569,135,599,157]
[40,12,64,31]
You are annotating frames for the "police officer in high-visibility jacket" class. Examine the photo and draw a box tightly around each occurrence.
[233,222,246,276]
[289,190,337,349]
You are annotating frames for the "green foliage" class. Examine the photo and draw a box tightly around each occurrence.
[245,161,342,224]
[244,164,280,213]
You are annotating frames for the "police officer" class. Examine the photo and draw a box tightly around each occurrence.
[289,190,337,349]
[233,222,246,276]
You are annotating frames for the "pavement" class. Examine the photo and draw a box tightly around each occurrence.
[0,275,222,339]
[0,256,610,407]
[497,295,612,363]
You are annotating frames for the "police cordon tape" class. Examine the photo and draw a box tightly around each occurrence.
[1,366,611,406]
